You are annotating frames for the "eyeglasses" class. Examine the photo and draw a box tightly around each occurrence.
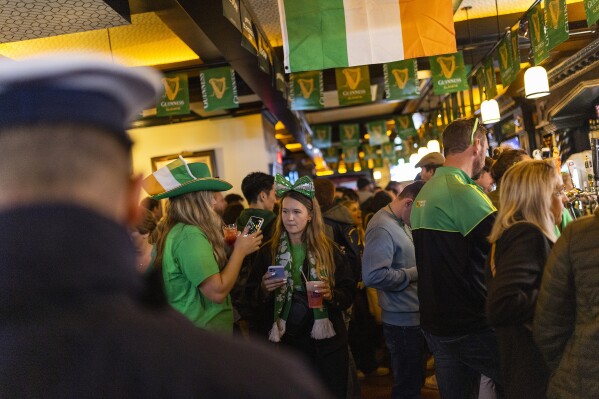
[553,185,566,197]
[471,118,479,145]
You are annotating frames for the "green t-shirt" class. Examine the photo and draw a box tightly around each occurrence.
[162,223,233,334]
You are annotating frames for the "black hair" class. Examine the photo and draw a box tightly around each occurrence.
[398,180,426,200]
[224,193,244,205]
[240,172,275,204]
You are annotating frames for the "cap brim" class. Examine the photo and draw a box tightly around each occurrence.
[151,178,232,200]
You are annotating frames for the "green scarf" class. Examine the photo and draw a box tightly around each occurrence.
[268,232,335,342]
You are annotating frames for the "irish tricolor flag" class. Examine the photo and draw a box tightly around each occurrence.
[278,0,457,73]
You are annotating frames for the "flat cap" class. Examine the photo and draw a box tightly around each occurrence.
[415,152,445,168]
[0,54,163,147]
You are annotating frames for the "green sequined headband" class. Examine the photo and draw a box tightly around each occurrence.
[274,174,315,199]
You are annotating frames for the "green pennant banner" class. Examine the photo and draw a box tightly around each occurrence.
[289,71,323,110]
[511,25,521,81]
[339,124,361,147]
[545,0,569,50]
[257,34,272,74]
[483,58,497,99]
[528,3,550,65]
[366,120,389,146]
[584,0,599,26]
[322,147,339,164]
[362,144,378,160]
[336,66,371,106]
[394,114,417,140]
[343,145,359,164]
[312,125,332,148]
[240,3,258,55]
[381,142,395,159]
[475,67,487,100]
[222,0,241,32]
[157,73,190,116]
[200,67,239,111]
[497,31,516,87]
[383,59,420,100]
[430,51,469,95]
[373,157,383,168]
[360,159,370,171]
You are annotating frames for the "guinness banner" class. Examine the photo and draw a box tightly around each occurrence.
[290,71,324,110]
[366,120,389,146]
[381,142,395,159]
[528,3,549,65]
[585,0,599,26]
[383,59,419,100]
[394,114,417,140]
[312,125,332,148]
[240,3,258,55]
[475,67,487,100]
[335,65,371,106]
[362,144,378,160]
[430,51,469,95]
[200,67,239,111]
[511,25,521,81]
[322,147,339,164]
[343,145,359,164]
[497,30,516,87]
[483,58,497,99]
[545,0,569,50]
[257,34,272,74]
[157,73,190,116]
[222,0,241,32]
[339,123,361,147]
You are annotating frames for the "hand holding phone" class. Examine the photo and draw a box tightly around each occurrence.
[243,216,264,236]
[267,265,286,280]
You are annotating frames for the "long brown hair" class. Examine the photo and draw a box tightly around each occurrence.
[153,190,226,271]
[269,191,336,285]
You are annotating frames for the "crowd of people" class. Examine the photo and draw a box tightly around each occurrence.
[2,54,598,399]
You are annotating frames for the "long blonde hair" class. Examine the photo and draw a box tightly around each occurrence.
[269,191,336,285]
[488,160,559,243]
[154,190,227,271]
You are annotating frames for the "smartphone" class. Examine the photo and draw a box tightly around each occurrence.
[243,216,264,236]
[267,265,286,279]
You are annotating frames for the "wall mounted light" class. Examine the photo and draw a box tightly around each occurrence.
[524,66,550,99]
[481,99,501,124]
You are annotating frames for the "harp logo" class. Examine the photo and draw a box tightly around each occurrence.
[342,67,362,90]
[345,147,357,160]
[208,77,227,99]
[392,68,409,89]
[343,125,356,141]
[499,43,509,69]
[316,127,328,141]
[162,76,181,101]
[371,124,384,138]
[437,56,456,79]
[364,145,374,156]
[382,144,393,157]
[298,78,314,99]
[398,116,411,130]
[486,67,495,90]
[531,12,541,44]
[548,0,560,29]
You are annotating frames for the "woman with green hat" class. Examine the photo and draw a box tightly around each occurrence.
[245,174,356,398]
[144,158,262,334]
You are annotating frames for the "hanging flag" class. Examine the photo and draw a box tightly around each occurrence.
[340,124,361,147]
[336,66,371,106]
[394,114,417,139]
[312,125,332,148]
[157,73,190,116]
[545,0,569,50]
[384,59,420,100]
[584,0,599,26]
[222,0,241,32]
[362,144,378,160]
[289,71,324,110]
[381,142,395,159]
[360,158,370,171]
[367,120,389,146]
[322,147,339,164]
[343,145,359,163]
[430,51,469,95]
[200,67,239,112]
[373,157,384,168]
[528,3,550,65]
[475,67,487,100]
[258,34,272,74]
[240,3,258,55]
[497,31,516,87]
[483,58,497,99]
[511,25,521,80]
[277,0,456,73]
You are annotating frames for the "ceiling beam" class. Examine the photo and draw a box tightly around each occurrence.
[173,0,308,151]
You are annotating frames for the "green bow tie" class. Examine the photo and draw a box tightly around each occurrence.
[275,174,315,199]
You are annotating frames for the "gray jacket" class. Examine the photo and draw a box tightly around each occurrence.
[533,208,599,399]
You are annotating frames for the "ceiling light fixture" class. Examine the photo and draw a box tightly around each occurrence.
[524,66,550,99]
[427,139,441,153]
[481,99,501,124]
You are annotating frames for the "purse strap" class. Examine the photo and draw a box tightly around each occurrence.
[489,242,497,278]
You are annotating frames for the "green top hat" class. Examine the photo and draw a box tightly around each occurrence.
[143,157,232,200]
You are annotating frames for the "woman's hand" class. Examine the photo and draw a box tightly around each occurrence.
[315,279,333,302]
[261,270,287,294]
[233,230,262,257]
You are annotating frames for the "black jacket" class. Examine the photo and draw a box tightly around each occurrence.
[0,204,331,399]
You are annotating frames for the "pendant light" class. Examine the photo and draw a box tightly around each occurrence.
[481,99,501,124]
[427,139,441,153]
[524,66,550,99]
